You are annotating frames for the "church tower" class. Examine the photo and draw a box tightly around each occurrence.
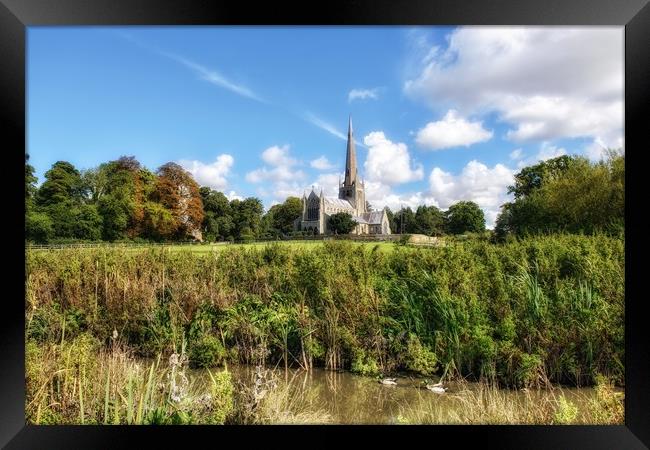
[339,116,366,214]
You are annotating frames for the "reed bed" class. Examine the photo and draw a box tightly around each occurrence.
[26,234,624,424]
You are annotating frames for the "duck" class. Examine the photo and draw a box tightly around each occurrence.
[425,381,447,393]
[379,377,397,385]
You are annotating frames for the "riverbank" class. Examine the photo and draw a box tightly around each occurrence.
[25,340,623,424]
[26,235,624,390]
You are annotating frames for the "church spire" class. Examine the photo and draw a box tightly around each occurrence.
[344,115,357,186]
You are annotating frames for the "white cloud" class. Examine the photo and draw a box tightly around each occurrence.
[509,148,523,160]
[428,160,515,228]
[536,142,567,161]
[178,154,234,190]
[366,186,438,213]
[261,145,297,167]
[415,110,494,150]
[515,142,568,168]
[405,27,623,148]
[348,88,380,102]
[310,156,335,170]
[225,190,243,201]
[363,131,424,185]
[245,145,306,183]
[583,134,624,162]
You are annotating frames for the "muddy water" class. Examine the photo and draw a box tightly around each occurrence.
[192,365,603,424]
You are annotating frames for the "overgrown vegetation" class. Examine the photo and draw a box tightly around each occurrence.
[27,235,624,390]
[394,376,623,425]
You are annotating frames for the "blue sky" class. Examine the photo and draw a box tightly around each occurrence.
[28,26,623,227]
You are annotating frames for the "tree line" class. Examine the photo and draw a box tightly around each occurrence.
[25,150,624,243]
[494,151,624,240]
[25,155,302,244]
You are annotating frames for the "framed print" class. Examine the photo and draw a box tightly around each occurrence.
[1,0,649,448]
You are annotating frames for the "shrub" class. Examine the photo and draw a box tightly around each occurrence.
[397,234,411,246]
[205,369,235,424]
[189,335,227,368]
[404,335,438,376]
[589,375,624,424]
[350,349,380,376]
[515,352,543,388]
[554,395,579,424]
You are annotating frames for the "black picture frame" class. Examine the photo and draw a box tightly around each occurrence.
[2,0,648,448]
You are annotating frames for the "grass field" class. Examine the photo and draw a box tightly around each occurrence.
[28,240,402,254]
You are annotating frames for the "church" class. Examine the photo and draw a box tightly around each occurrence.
[295,117,391,235]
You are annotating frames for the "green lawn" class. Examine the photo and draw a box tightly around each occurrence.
[152,240,397,253]
[28,240,400,254]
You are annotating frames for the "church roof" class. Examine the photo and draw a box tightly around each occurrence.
[363,211,385,225]
[325,197,355,209]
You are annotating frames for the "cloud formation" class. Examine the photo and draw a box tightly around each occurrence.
[178,154,234,190]
[405,27,624,151]
[363,131,424,185]
[245,145,305,184]
[310,156,335,170]
[429,160,515,228]
[415,110,493,150]
[348,88,380,102]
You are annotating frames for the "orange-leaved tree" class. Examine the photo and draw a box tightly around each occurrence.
[153,162,204,241]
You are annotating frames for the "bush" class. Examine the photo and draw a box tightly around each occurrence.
[589,375,624,424]
[26,233,624,387]
[397,234,411,246]
[404,335,438,376]
[554,395,579,424]
[351,349,380,376]
[189,335,227,368]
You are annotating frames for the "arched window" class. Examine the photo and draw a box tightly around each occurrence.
[308,201,319,220]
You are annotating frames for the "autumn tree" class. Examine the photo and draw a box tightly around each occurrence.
[153,162,204,241]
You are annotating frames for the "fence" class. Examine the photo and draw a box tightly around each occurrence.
[25,234,410,250]
[25,241,232,250]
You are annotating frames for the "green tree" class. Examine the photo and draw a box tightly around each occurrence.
[445,201,485,234]
[508,155,577,199]
[25,154,38,204]
[230,198,264,239]
[328,212,358,234]
[392,207,416,234]
[266,196,302,235]
[73,204,103,241]
[495,151,624,238]
[35,161,84,207]
[199,188,232,241]
[414,205,446,236]
[142,201,177,241]
[26,211,53,243]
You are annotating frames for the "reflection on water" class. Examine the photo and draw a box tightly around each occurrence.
[189,364,603,424]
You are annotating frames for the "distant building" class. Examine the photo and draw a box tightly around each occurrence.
[295,117,391,235]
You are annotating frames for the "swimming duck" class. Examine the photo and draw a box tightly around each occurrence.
[379,377,397,385]
[425,382,447,393]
